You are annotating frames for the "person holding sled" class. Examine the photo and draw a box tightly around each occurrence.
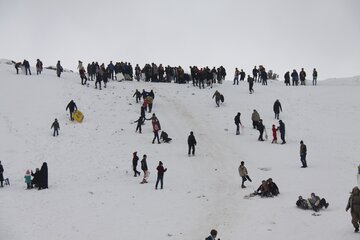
[66,100,77,121]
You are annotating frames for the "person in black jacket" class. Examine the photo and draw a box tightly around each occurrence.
[0,161,4,187]
[247,75,254,94]
[257,119,265,141]
[205,229,218,240]
[132,152,141,177]
[155,161,167,190]
[51,118,60,136]
[23,59,31,75]
[312,68,318,86]
[299,68,306,85]
[66,100,77,121]
[38,162,48,190]
[300,140,307,168]
[31,168,40,188]
[133,89,142,103]
[273,99,282,120]
[141,155,149,183]
[188,131,197,156]
[278,120,286,144]
[284,71,290,86]
[267,178,280,196]
[160,131,172,143]
[234,112,242,135]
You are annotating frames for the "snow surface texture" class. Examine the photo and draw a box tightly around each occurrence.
[0,61,359,240]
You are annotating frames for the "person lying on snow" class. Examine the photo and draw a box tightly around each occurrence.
[296,193,329,212]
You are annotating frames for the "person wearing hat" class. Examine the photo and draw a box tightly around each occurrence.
[24,170,32,189]
[205,229,218,240]
[346,186,360,232]
[300,140,307,168]
[187,131,197,156]
[155,161,167,190]
[51,118,60,136]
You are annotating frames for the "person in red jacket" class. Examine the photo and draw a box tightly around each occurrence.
[271,124,277,144]
[155,161,167,190]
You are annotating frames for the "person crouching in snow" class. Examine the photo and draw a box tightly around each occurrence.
[160,131,172,143]
[271,124,277,144]
[24,170,32,189]
[51,118,60,136]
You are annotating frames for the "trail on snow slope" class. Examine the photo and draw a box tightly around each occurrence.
[155,85,245,235]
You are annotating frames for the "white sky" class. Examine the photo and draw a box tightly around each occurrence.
[0,0,359,79]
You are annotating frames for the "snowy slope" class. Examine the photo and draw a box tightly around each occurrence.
[0,62,359,240]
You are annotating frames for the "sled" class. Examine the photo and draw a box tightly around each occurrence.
[72,110,84,123]
[115,73,125,82]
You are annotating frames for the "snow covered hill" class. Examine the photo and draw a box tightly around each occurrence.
[0,61,359,240]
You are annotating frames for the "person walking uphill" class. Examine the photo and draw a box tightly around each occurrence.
[155,161,167,190]
[188,131,197,156]
[300,140,307,168]
[132,152,141,177]
[234,112,243,135]
[239,161,252,188]
[346,186,360,232]
[66,100,77,121]
[273,99,282,120]
[51,118,60,136]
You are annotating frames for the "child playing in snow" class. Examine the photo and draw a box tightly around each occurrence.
[271,124,277,144]
[24,170,32,189]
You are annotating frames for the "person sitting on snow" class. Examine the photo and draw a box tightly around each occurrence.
[256,180,272,197]
[267,178,280,196]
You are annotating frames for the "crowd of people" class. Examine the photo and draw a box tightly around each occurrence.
[3,59,359,234]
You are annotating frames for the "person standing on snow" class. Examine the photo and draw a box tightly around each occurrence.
[312,68,318,86]
[278,120,286,144]
[271,124,277,144]
[132,152,141,177]
[257,119,265,141]
[233,68,240,85]
[56,61,63,77]
[300,140,307,168]
[36,59,43,75]
[50,118,60,136]
[23,59,31,75]
[239,161,252,188]
[247,75,254,94]
[187,131,197,156]
[140,154,149,183]
[300,68,307,85]
[273,99,282,120]
[346,186,360,232]
[234,112,243,135]
[66,100,77,121]
[134,116,145,134]
[155,161,167,190]
[251,109,260,129]
[38,162,48,190]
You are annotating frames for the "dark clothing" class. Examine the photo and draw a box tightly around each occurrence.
[257,122,264,141]
[155,165,167,189]
[247,76,254,93]
[300,143,307,167]
[134,116,144,133]
[0,164,4,187]
[268,182,279,196]
[160,131,172,143]
[38,163,48,190]
[23,60,31,75]
[273,100,282,119]
[188,133,197,155]
[51,120,60,136]
[278,121,286,144]
[31,170,40,187]
[234,114,241,135]
[141,158,148,172]
[132,154,140,177]
[284,72,290,86]
[66,101,77,121]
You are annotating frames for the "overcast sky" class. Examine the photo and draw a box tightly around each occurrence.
[0,0,359,79]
